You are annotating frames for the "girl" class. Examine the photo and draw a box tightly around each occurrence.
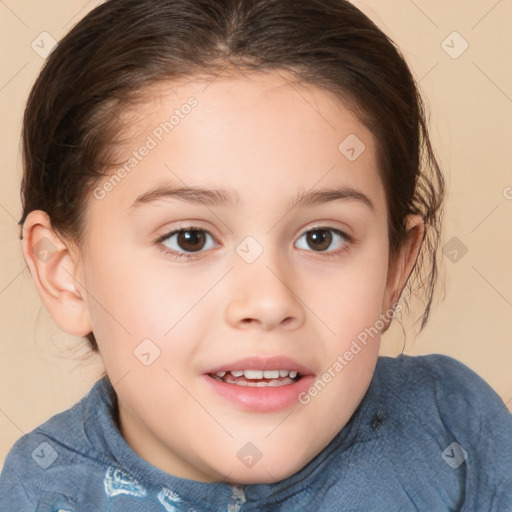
[1,0,511,510]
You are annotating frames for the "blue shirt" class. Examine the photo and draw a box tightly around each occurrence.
[1,353,511,511]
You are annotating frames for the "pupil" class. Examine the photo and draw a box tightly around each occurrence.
[307,230,332,251]
[178,230,205,252]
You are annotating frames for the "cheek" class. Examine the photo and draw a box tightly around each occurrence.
[304,242,389,335]
[80,242,211,375]
[82,240,173,333]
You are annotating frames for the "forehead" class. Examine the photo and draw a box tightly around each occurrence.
[92,70,385,214]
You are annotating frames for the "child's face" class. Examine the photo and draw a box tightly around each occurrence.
[74,71,404,483]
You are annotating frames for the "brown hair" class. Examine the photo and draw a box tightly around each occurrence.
[20,0,445,351]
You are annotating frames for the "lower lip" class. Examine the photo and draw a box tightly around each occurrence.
[203,374,316,412]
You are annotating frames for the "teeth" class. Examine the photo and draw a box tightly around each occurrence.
[245,377,293,387]
[244,370,263,379]
[212,369,300,381]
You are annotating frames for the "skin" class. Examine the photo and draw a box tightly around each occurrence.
[22,70,424,484]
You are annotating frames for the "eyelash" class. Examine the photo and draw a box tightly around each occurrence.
[156,226,352,261]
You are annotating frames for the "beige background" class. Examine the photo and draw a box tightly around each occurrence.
[1,0,511,469]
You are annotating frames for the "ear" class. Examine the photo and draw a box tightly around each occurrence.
[21,210,92,337]
[381,214,425,329]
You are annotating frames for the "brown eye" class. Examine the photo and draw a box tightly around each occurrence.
[176,230,207,252]
[305,229,332,251]
[295,227,348,253]
[161,228,216,254]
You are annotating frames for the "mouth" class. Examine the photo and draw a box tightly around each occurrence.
[208,368,301,387]
[204,356,314,412]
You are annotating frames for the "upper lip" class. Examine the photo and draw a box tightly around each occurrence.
[204,356,314,376]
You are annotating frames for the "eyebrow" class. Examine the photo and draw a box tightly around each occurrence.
[130,183,375,212]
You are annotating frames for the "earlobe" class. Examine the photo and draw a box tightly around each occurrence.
[381,214,425,328]
[21,210,92,337]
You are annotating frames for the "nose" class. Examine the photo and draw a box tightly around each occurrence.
[225,258,306,331]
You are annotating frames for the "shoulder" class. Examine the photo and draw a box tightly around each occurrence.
[0,377,112,508]
[373,353,512,440]
[318,354,511,509]
[374,353,510,423]
[372,353,512,506]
